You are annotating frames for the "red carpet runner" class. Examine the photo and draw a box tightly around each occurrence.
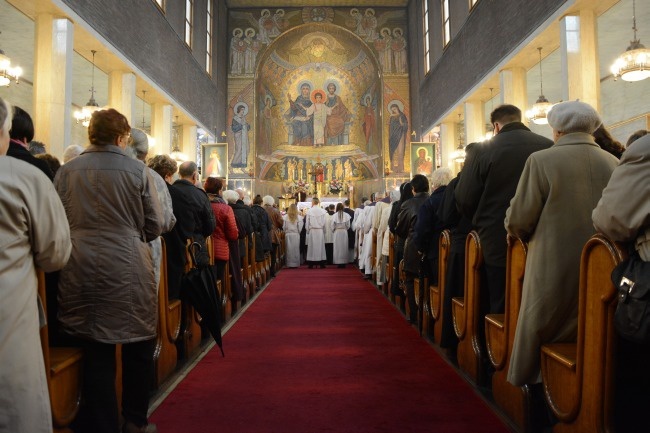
[150,266,510,432]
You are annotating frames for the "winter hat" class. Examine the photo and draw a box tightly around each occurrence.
[547,100,602,134]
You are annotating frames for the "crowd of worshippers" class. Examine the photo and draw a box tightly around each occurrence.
[1,95,649,433]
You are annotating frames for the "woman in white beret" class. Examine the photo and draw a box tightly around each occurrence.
[504,100,618,389]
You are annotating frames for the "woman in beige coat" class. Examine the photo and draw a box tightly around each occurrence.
[55,109,162,433]
[0,98,71,433]
[505,101,618,387]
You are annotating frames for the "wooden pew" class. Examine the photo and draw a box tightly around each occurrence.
[484,235,531,431]
[247,234,257,296]
[540,234,626,433]
[431,230,451,344]
[37,272,83,433]
[452,230,487,386]
[153,238,182,388]
[414,274,429,335]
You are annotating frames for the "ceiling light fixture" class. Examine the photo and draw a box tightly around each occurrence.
[0,32,22,87]
[74,50,101,127]
[610,0,649,82]
[526,47,553,125]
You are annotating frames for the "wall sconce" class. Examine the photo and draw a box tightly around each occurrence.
[221,131,227,138]
[411,130,417,139]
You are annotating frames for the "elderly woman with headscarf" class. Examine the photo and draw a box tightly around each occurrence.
[0,98,71,433]
[204,179,239,299]
[55,109,162,433]
[505,101,618,389]
[128,128,176,289]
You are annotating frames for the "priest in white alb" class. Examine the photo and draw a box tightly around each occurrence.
[306,197,328,268]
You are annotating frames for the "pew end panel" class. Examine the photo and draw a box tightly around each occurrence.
[454,231,487,386]
[540,234,626,432]
[432,230,451,344]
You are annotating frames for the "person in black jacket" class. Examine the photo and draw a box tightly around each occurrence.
[455,105,552,314]
[251,195,272,263]
[395,175,429,324]
[7,106,54,180]
[173,161,216,267]
[388,182,413,298]
[343,199,355,263]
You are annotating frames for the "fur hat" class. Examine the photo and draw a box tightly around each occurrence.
[547,101,602,134]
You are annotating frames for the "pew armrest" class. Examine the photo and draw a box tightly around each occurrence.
[49,347,83,427]
[451,297,465,338]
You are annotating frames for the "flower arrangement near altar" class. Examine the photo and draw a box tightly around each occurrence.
[295,179,309,192]
[329,178,343,193]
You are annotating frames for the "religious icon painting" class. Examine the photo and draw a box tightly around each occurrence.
[201,143,228,181]
[410,142,435,178]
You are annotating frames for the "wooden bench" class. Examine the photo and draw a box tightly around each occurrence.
[452,230,488,386]
[153,238,182,389]
[540,234,626,433]
[431,230,451,344]
[484,235,530,431]
[387,232,395,302]
[37,271,83,433]
[414,274,429,335]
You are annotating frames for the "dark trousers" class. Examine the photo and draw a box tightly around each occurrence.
[72,338,155,433]
[405,272,417,322]
[325,243,333,264]
[270,243,278,276]
[484,264,506,314]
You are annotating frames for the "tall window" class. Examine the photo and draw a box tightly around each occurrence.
[153,0,164,11]
[442,0,450,47]
[423,0,430,73]
[185,0,193,48]
[206,0,213,75]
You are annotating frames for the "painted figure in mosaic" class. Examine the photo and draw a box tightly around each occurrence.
[335,159,343,180]
[297,159,305,179]
[231,103,250,168]
[259,92,275,155]
[230,28,245,74]
[348,8,366,39]
[388,102,408,173]
[326,160,334,181]
[287,158,297,180]
[300,90,333,148]
[257,9,272,44]
[243,28,260,74]
[287,83,314,146]
[362,9,378,42]
[362,94,376,151]
[375,28,392,74]
[392,28,407,74]
[324,83,350,145]
[271,10,286,37]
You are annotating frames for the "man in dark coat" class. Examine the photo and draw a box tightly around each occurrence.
[7,106,54,180]
[395,174,429,324]
[343,199,355,261]
[455,104,552,314]
[173,161,216,267]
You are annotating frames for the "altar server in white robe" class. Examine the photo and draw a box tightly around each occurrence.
[306,197,327,268]
[331,203,352,267]
[283,203,304,268]
[375,192,395,286]
[352,204,365,264]
[361,198,379,279]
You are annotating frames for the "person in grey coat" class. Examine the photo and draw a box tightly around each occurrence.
[55,109,162,433]
[506,101,617,389]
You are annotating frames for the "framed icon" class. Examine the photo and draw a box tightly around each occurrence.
[410,142,435,177]
[201,143,228,180]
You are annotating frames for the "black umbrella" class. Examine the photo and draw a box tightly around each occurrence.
[181,242,225,356]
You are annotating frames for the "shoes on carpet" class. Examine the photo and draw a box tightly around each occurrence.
[320,264,326,268]
[337,264,345,268]
[123,421,158,433]
[308,265,313,269]
[363,274,372,280]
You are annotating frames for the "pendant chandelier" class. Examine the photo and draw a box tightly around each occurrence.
[526,47,553,125]
[74,50,101,127]
[0,32,23,86]
[610,0,649,82]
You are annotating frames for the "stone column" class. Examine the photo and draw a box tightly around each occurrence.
[108,71,136,126]
[560,10,600,110]
[464,100,484,144]
[33,15,74,158]
[151,103,172,154]
[440,121,459,174]
[499,67,527,115]
[182,124,198,163]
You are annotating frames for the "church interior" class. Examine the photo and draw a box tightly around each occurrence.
[1,0,649,432]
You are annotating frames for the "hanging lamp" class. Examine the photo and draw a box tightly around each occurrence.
[0,32,22,87]
[74,50,101,127]
[610,0,650,82]
[526,47,553,125]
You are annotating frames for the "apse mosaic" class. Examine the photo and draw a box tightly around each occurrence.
[226,6,409,188]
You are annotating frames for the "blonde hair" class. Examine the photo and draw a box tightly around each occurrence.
[287,203,298,223]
